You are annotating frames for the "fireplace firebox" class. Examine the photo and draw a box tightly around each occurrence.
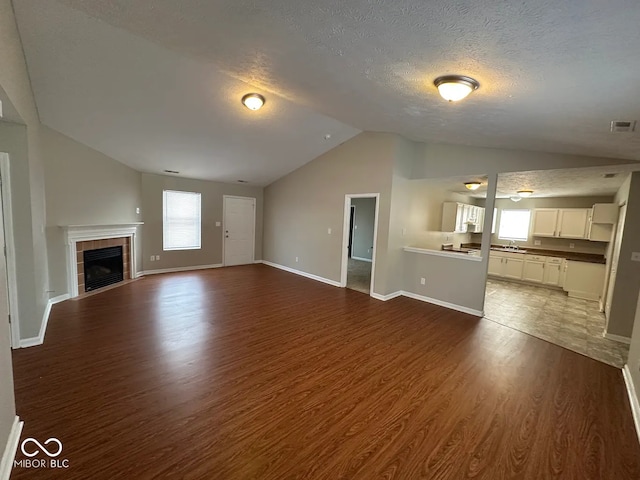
[83,246,124,292]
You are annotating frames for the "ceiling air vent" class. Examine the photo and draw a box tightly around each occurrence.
[163,169,179,174]
[603,173,617,179]
[610,120,636,133]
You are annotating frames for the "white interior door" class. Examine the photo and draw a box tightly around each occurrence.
[223,196,256,266]
[605,204,626,320]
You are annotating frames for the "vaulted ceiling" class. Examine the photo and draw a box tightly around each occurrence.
[13,0,640,185]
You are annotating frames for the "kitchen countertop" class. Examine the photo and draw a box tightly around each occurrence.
[459,243,606,264]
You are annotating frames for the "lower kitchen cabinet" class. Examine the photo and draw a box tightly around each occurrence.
[563,261,605,301]
[522,255,546,283]
[543,258,564,286]
[502,257,524,279]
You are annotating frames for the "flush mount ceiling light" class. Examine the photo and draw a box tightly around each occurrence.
[464,182,481,190]
[517,190,533,197]
[510,196,522,202]
[241,93,265,111]
[434,75,480,102]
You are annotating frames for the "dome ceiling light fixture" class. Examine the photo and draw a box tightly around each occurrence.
[517,190,534,197]
[510,196,522,202]
[434,75,480,102]
[241,93,265,111]
[464,182,481,191]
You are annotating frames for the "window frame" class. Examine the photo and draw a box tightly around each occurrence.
[162,189,202,251]
[497,209,531,242]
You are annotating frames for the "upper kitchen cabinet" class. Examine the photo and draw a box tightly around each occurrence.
[587,203,618,242]
[442,202,485,233]
[531,209,559,237]
[557,208,590,238]
[532,208,590,239]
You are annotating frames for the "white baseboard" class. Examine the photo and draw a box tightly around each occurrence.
[351,256,373,263]
[0,416,23,480]
[567,291,600,302]
[261,261,341,288]
[604,332,632,344]
[370,291,402,301]
[140,264,223,276]
[20,294,70,348]
[622,365,640,446]
[401,291,484,317]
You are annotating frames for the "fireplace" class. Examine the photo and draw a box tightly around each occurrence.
[84,246,124,292]
[63,223,142,298]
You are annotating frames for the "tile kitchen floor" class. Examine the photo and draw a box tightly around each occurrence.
[346,258,372,294]
[484,279,629,368]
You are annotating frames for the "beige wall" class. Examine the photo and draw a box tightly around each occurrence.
[263,132,395,294]
[0,0,49,455]
[43,126,143,296]
[351,198,375,260]
[625,292,640,403]
[472,196,614,255]
[141,173,263,272]
[608,172,640,338]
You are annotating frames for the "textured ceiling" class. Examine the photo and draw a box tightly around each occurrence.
[420,164,640,198]
[13,1,360,185]
[13,0,640,185]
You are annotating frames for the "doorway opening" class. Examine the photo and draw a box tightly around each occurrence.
[341,194,379,295]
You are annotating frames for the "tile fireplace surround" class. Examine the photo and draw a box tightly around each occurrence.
[62,223,143,298]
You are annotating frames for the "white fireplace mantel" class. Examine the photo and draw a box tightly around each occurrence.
[61,223,143,297]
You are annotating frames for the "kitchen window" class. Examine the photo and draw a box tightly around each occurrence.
[498,209,531,241]
[163,190,202,250]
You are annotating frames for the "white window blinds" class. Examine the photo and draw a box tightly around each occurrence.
[163,190,201,250]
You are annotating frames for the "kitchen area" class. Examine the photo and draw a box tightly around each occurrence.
[438,167,635,367]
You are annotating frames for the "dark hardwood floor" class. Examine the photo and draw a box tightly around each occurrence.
[10,265,640,479]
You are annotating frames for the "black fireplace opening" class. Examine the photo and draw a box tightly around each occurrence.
[84,246,124,292]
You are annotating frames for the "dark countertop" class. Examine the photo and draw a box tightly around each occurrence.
[458,243,606,264]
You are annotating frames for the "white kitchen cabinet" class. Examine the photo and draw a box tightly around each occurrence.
[522,255,546,283]
[502,257,524,280]
[543,257,564,286]
[532,209,559,237]
[488,254,504,276]
[557,209,589,239]
[563,261,606,301]
[587,203,618,242]
[442,202,484,233]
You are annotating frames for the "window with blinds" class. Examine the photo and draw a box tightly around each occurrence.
[163,190,202,250]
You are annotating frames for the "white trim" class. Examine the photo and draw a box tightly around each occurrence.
[62,224,142,298]
[622,364,640,446]
[403,246,483,262]
[567,291,600,302]
[370,291,402,301]
[340,194,380,296]
[262,261,341,287]
[401,291,484,317]
[19,294,70,348]
[223,195,256,267]
[0,154,21,349]
[0,416,23,480]
[140,264,223,276]
[351,256,373,263]
[604,332,632,344]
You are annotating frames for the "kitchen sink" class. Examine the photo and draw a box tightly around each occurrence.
[491,247,528,253]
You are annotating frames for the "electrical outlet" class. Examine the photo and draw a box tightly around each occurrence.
[136,207,140,214]
[569,243,575,249]
[150,255,155,262]
[534,240,541,246]
[295,257,299,263]
[155,255,160,261]
[215,221,221,227]
[328,228,332,235]
[402,228,407,236]
[420,277,426,285]
[631,252,640,262]
[354,225,358,229]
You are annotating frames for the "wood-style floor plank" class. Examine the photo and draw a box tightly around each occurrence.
[10,265,640,479]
